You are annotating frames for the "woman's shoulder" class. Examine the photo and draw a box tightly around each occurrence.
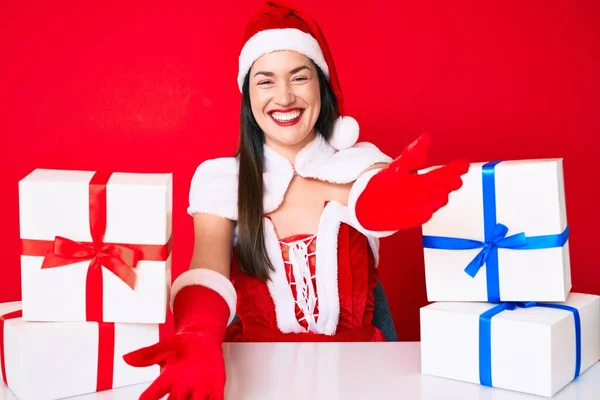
[193,156,239,175]
[187,156,239,220]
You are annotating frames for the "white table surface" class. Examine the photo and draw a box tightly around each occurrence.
[1,342,599,400]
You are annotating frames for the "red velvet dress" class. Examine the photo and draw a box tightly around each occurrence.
[224,222,386,342]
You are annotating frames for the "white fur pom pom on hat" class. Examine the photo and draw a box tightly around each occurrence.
[329,116,359,150]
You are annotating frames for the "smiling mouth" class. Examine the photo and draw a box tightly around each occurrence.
[269,109,304,126]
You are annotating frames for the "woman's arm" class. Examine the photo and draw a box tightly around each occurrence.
[122,213,236,400]
[189,213,234,278]
[348,133,469,236]
[169,212,237,329]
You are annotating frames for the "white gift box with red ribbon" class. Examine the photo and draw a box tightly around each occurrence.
[18,168,172,323]
[0,301,159,400]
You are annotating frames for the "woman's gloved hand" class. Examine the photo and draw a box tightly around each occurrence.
[354,133,469,232]
[123,269,235,400]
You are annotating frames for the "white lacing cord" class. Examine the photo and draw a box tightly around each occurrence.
[280,235,320,333]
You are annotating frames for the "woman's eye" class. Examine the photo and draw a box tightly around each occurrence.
[258,80,273,86]
[293,76,308,82]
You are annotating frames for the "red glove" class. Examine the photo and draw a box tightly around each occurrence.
[354,133,469,232]
[123,269,234,400]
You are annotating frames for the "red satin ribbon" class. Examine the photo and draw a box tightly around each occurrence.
[0,309,115,392]
[20,171,172,322]
[0,310,22,385]
[96,322,115,391]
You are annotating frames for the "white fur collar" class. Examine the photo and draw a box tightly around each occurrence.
[187,134,393,219]
[261,134,393,215]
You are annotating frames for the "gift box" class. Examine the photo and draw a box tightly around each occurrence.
[421,159,571,302]
[420,292,600,397]
[0,301,160,400]
[19,168,173,323]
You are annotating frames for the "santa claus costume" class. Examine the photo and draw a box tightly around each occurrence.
[123,2,468,399]
[194,133,394,342]
[175,0,409,343]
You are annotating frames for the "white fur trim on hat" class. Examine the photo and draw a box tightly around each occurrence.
[238,28,330,91]
[170,268,237,325]
[329,116,359,150]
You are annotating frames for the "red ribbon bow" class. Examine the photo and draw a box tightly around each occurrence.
[41,236,140,290]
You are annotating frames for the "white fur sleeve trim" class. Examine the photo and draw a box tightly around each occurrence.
[187,158,239,221]
[347,168,398,238]
[170,268,237,325]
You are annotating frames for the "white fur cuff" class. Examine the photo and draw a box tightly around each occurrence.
[170,268,237,325]
[347,168,398,238]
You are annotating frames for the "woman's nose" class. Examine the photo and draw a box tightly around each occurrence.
[275,83,295,106]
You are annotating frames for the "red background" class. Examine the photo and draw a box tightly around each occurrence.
[1,1,599,341]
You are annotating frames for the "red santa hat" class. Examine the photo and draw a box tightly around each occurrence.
[237,1,359,151]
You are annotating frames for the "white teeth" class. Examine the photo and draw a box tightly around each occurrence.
[271,110,301,122]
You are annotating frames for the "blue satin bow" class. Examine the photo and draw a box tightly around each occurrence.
[422,161,569,301]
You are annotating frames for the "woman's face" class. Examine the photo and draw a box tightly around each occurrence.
[248,50,321,150]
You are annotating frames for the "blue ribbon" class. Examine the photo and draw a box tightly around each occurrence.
[422,161,570,301]
[479,302,581,387]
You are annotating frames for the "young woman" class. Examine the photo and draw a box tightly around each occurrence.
[124,1,468,399]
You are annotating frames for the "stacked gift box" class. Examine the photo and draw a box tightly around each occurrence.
[0,168,173,400]
[418,159,600,397]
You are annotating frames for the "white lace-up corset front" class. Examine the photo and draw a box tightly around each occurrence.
[279,233,320,333]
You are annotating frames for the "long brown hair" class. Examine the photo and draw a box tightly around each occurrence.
[235,63,339,280]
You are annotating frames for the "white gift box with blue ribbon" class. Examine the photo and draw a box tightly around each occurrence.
[420,293,600,397]
[421,159,571,302]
